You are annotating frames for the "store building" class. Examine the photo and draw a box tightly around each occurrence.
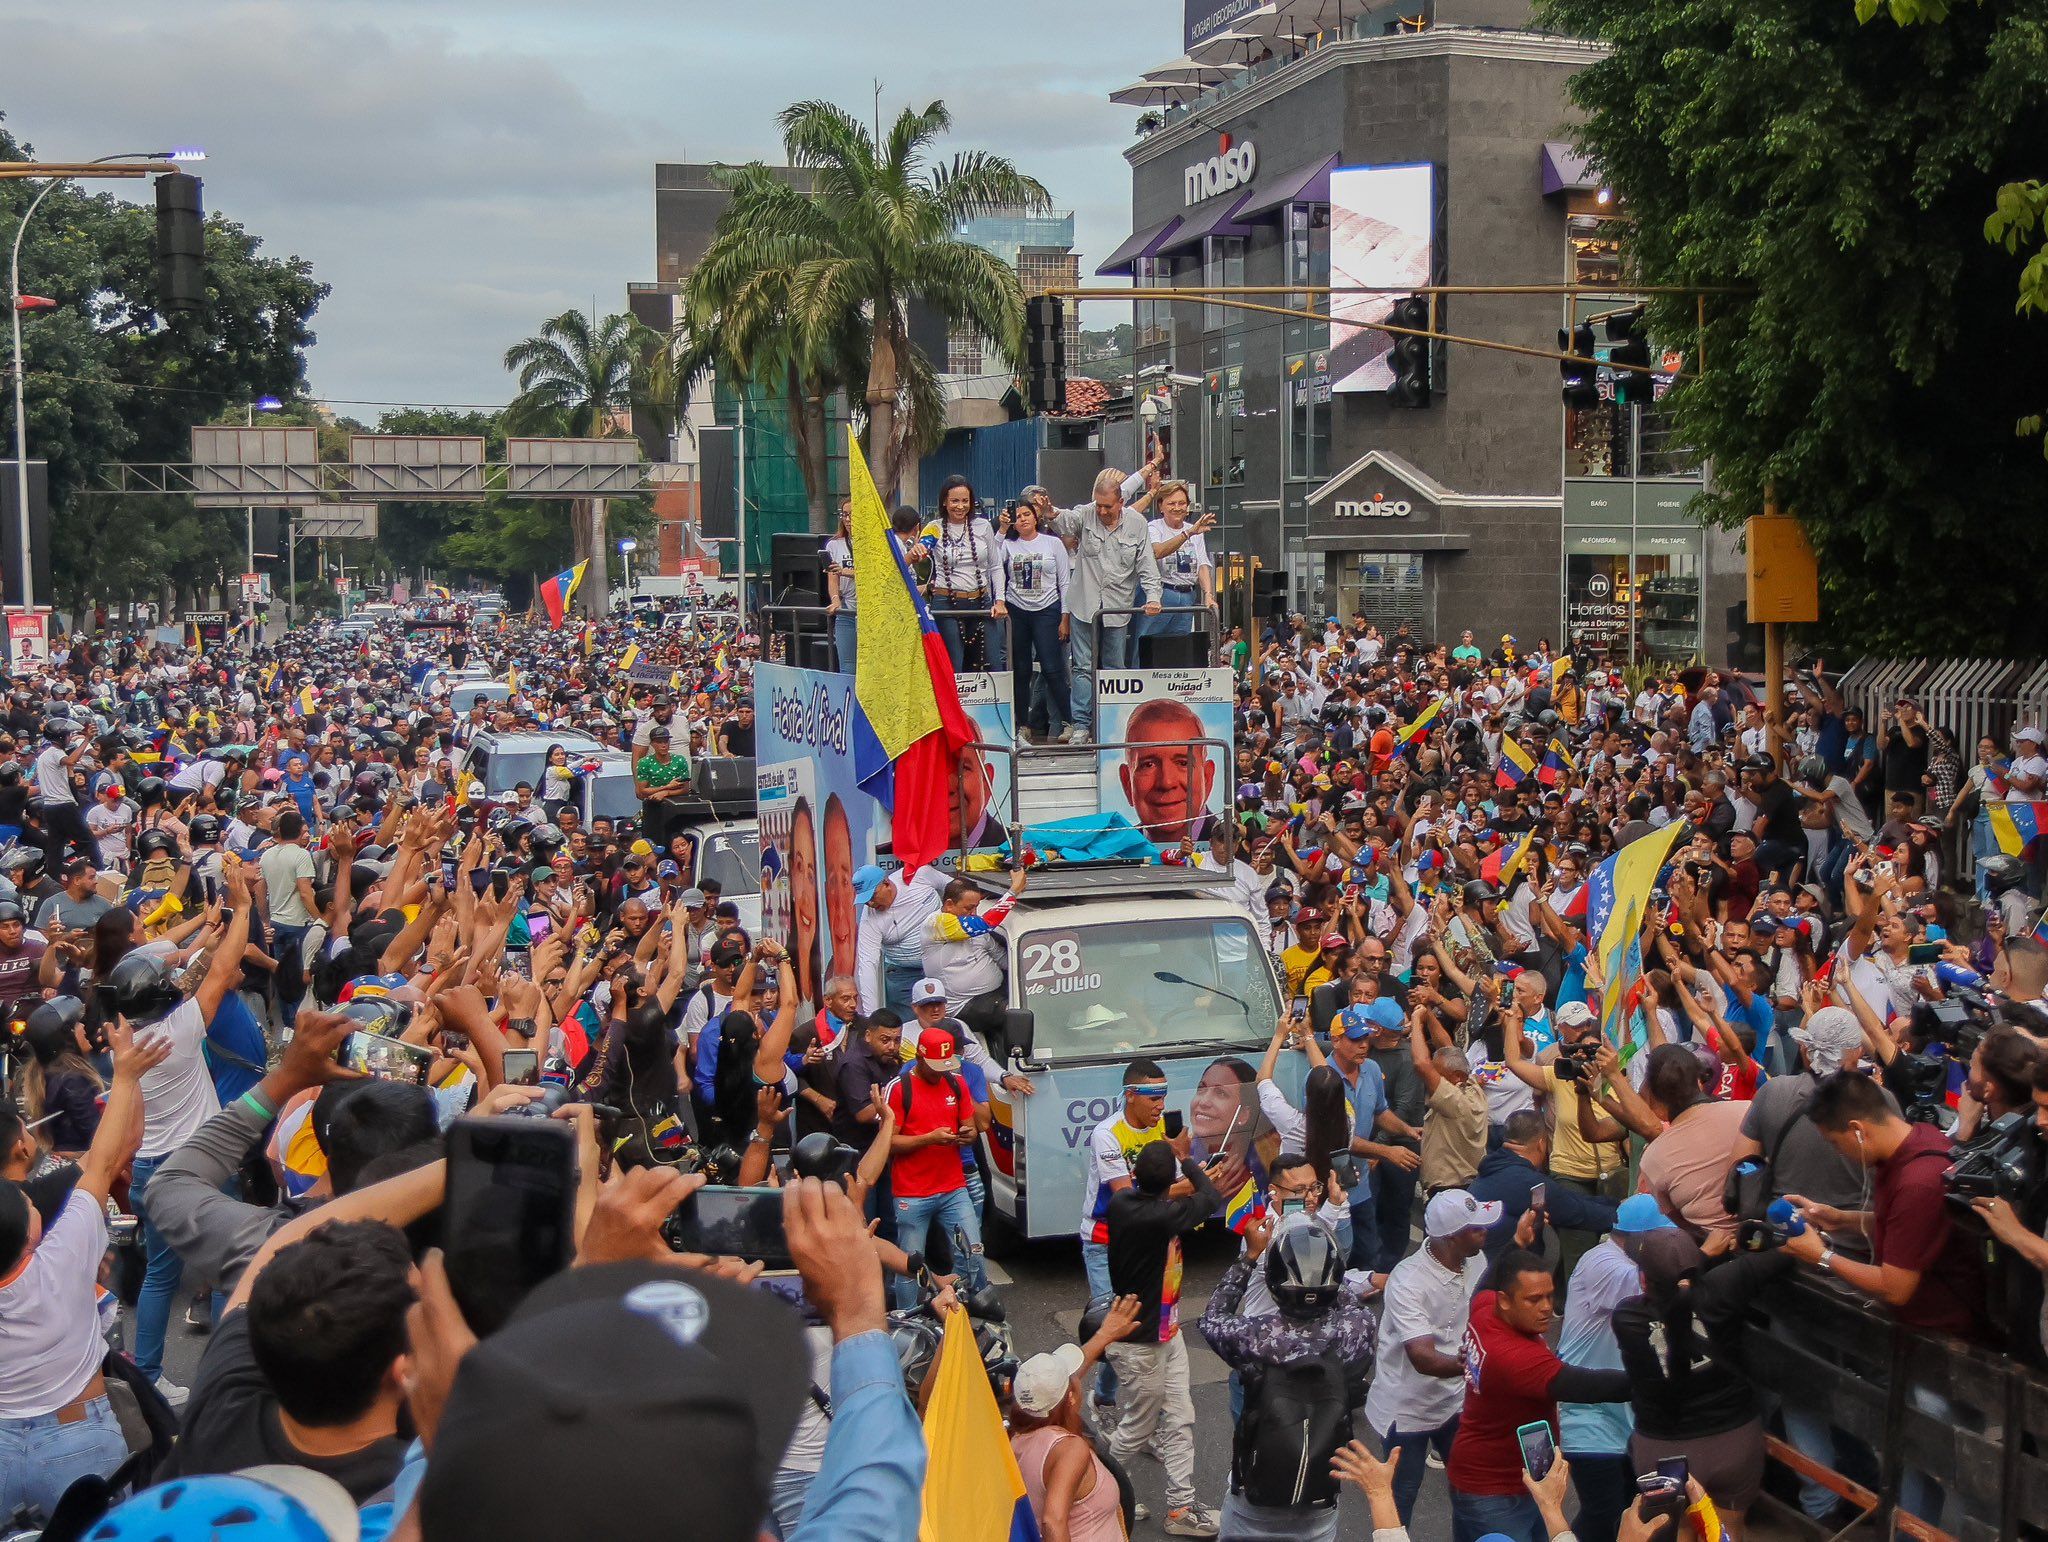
[1108,0,1744,665]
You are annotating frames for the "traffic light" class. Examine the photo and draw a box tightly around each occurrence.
[1606,307,1652,407]
[1558,322,1598,411]
[154,172,206,314]
[1023,295,1066,416]
[1255,566,1290,620]
[1385,295,1432,408]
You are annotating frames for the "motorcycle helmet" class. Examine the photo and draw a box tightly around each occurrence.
[0,901,26,926]
[41,716,77,745]
[1980,853,2028,897]
[135,829,179,863]
[1264,1217,1346,1321]
[85,1474,331,1542]
[23,995,86,1064]
[187,814,223,847]
[888,1315,943,1399]
[528,823,566,861]
[136,776,168,809]
[0,847,45,888]
[1798,756,1828,788]
[1461,879,1501,906]
[99,951,185,1028]
[0,763,19,788]
[1537,710,1560,729]
[339,997,412,1037]
[790,1131,860,1184]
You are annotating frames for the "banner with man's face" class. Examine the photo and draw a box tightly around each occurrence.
[1095,668,1233,848]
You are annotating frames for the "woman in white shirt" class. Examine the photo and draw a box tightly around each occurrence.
[1254,1019,1354,1250]
[823,507,857,674]
[0,1021,166,1520]
[927,475,1006,672]
[1002,503,1073,741]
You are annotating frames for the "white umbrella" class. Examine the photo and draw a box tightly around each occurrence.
[1141,54,1233,84]
[1277,0,1347,38]
[1109,78,1202,106]
[1189,28,1268,67]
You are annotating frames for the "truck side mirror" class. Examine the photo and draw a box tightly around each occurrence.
[1001,1006,1036,1062]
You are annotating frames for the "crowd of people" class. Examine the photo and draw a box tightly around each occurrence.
[0,553,2043,1542]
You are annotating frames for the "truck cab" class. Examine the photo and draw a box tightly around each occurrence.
[945,862,1288,1245]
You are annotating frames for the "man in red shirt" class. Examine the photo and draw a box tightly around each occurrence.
[885,1026,988,1307]
[1445,1251,1631,1542]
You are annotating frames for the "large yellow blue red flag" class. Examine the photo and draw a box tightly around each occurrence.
[1988,801,2048,856]
[1395,693,1445,747]
[919,1307,1040,1542]
[849,431,973,869]
[1589,822,1686,1061]
[539,560,588,629]
[1495,736,1537,789]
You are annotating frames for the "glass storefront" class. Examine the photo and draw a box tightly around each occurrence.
[1286,349,1331,483]
[1563,491,1704,666]
[1205,363,1246,490]
[1333,551,1430,633]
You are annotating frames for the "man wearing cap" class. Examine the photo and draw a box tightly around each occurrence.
[1329,1002,1424,1277]
[1279,906,1331,1001]
[885,1024,989,1306]
[852,862,946,1017]
[1504,997,1628,1284]
[909,975,1032,1096]
[922,868,1027,1045]
[633,725,691,850]
[1364,1188,1499,1524]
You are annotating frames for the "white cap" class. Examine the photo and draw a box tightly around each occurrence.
[1555,1000,1596,1028]
[1423,1189,1504,1239]
[1011,1343,1085,1416]
[911,977,948,1006]
[2018,725,2045,746]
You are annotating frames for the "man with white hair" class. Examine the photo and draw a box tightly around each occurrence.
[1053,466,1160,742]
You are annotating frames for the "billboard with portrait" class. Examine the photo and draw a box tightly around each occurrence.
[1093,667,1233,847]
[1329,162,1436,394]
[954,670,1016,852]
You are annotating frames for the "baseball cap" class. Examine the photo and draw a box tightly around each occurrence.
[1338,1005,1374,1040]
[657,859,681,878]
[1364,997,1405,1034]
[629,838,656,858]
[1555,1000,1596,1028]
[680,887,707,908]
[419,1262,807,1542]
[1789,1005,1864,1074]
[1011,1343,1084,1417]
[851,864,889,905]
[917,1026,961,1073]
[1295,906,1327,925]
[1423,1189,1504,1239]
[1319,933,1351,954]
[910,977,949,1006]
[1613,1193,1678,1234]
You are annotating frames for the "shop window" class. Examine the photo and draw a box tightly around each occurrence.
[1335,551,1428,632]
[1286,350,1331,482]
[1204,236,1244,334]
[1285,204,1331,353]
[1564,545,1633,666]
[1633,532,1702,663]
[1563,528,1704,665]
[1205,365,1246,489]
[1133,256,1174,370]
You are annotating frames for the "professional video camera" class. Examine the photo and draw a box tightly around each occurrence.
[1945,1110,2046,1222]
[1896,985,2000,1126]
[1554,1038,1604,1086]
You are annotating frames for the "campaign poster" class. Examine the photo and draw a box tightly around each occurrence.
[1094,667,1234,848]
[755,664,885,1009]
[953,670,1016,852]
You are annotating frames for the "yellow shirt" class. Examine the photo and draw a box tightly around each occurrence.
[1541,1064,1625,1181]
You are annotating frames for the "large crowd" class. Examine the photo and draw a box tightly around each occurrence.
[0,471,2045,1542]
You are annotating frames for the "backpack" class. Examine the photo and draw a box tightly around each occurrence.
[1231,1347,1353,1510]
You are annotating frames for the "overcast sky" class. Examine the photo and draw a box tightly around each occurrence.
[5,0,1182,415]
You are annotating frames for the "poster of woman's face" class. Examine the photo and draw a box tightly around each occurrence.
[824,793,856,981]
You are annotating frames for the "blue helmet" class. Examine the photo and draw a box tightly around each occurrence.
[88,1475,332,1542]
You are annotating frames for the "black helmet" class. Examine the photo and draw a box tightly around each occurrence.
[339,997,412,1037]
[0,764,20,789]
[135,829,179,863]
[790,1131,860,1184]
[41,717,77,744]
[1798,756,1828,788]
[500,818,535,852]
[528,823,566,859]
[0,900,26,925]
[1364,705,1388,729]
[23,996,85,1064]
[1980,854,2028,897]
[1264,1218,1346,1321]
[1537,709,1560,729]
[136,776,168,809]
[99,951,185,1028]
[0,847,44,887]
[187,814,223,847]
[1462,879,1501,906]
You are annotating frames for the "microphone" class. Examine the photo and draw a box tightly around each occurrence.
[1765,1197,1807,1238]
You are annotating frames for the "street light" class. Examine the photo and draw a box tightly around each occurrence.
[9,149,200,614]
[618,536,638,596]
[244,396,283,635]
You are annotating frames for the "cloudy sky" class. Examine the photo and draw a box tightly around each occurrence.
[5,0,1182,415]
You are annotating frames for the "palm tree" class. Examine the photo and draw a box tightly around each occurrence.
[691,99,1051,497]
[503,309,657,614]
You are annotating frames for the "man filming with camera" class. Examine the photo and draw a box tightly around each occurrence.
[1971,1055,2048,1355]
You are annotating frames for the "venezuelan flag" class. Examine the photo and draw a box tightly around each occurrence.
[297,685,318,716]
[920,1306,1041,1542]
[1537,736,1572,787]
[847,431,973,870]
[1223,1177,1264,1235]
[1483,827,1536,887]
[538,560,588,629]
[1396,693,1445,747]
[618,643,640,673]
[1588,822,1686,1060]
[1988,801,2048,857]
[1551,654,1573,683]
[1496,736,1536,789]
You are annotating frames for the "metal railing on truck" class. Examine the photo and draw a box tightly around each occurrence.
[1744,1271,2046,1542]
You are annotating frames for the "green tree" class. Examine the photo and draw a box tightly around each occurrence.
[1539,0,2048,652]
[2,115,326,622]
[503,308,657,614]
[691,100,1049,496]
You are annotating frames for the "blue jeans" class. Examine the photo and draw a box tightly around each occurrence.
[1347,1196,1378,1271]
[891,1187,987,1307]
[1372,1157,1419,1274]
[936,611,1005,672]
[272,922,311,1024]
[1083,1240,1118,1404]
[1219,1494,1338,1540]
[0,1398,126,1522]
[882,962,924,1020]
[831,612,858,675]
[1136,586,1200,638]
[128,1151,181,1383]
[1451,1488,1546,1542]
[1561,1450,1635,1542]
[1009,605,1071,735]
[1376,1416,1459,1527]
[1066,620,1131,736]
[769,1465,817,1539]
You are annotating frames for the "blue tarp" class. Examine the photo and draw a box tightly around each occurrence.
[1014,812,1159,864]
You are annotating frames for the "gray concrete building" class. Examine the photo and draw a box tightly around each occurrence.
[1107,0,1742,667]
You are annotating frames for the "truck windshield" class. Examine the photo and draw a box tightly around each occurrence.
[698,829,759,891]
[1018,916,1281,1061]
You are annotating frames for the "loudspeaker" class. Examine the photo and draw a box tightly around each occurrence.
[0,460,53,610]
[1255,569,1290,621]
[1138,630,1208,668]
[770,532,826,603]
[697,427,737,539]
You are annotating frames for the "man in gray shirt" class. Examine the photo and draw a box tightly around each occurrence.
[1053,467,1161,741]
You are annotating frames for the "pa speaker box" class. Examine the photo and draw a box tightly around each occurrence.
[770,532,825,603]
[694,757,755,800]
[0,460,52,611]
[1138,630,1208,669]
[697,428,738,539]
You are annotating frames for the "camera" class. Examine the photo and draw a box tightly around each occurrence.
[1555,1039,1602,1085]
[1944,1110,2045,1218]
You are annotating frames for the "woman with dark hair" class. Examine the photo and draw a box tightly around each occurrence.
[539,742,582,821]
[18,999,104,1156]
[928,475,1006,672]
[1255,1019,1354,1249]
[708,942,800,1150]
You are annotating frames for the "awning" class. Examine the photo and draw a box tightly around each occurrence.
[1233,151,1339,221]
[1541,140,1600,196]
[1096,214,1185,276]
[1157,189,1254,254]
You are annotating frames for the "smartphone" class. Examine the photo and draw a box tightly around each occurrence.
[1906,942,1942,966]
[1530,1182,1547,1212]
[1331,1149,1362,1189]
[665,1184,793,1270]
[1291,996,1309,1017]
[1516,1420,1557,1480]
[442,1115,578,1337]
[1162,1110,1185,1140]
[338,1031,434,1087]
[491,869,511,903]
[503,946,532,982]
[1655,1456,1689,1487]
[501,1048,540,1087]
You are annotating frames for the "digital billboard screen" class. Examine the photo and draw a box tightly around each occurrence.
[1328,163,1435,394]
